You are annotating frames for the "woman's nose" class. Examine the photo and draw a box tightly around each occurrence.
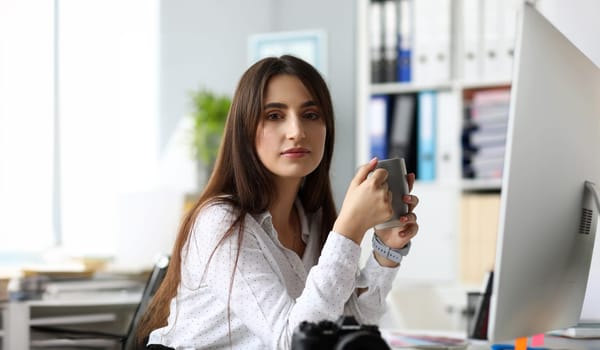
[287,115,306,139]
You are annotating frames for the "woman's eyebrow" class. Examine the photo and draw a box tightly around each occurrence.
[264,100,317,110]
[301,100,317,108]
[264,102,287,110]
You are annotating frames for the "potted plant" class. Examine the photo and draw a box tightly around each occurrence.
[189,88,231,183]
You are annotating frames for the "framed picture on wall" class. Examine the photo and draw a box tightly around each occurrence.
[248,30,327,77]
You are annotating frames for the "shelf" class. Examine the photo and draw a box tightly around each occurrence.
[461,178,503,191]
[369,80,512,95]
[370,81,453,95]
[30,313,117,326]
[456,80,512,90]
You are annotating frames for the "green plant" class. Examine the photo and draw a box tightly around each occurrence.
[190,88,231,170]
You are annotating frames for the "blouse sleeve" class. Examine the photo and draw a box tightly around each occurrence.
[344,252,400,325]
[184,203,364,350]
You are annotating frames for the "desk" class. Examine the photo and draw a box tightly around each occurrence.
[383,329,600,349]
[2,291,141,350]
[468,337,600,350]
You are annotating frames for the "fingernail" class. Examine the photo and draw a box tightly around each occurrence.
[404,195,411,201]
[401,216,408,222]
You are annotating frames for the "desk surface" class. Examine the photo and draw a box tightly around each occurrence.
[383,329,600,350]
[468,336,600,350]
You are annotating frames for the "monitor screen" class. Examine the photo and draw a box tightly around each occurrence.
[487,3,600,342]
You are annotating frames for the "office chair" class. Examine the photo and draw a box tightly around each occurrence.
[30,255,170,350]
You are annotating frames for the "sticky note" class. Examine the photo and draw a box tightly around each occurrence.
[515,337,528,350]
[531,334,544,346]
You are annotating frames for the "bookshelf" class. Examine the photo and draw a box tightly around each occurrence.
[356,0,522,288]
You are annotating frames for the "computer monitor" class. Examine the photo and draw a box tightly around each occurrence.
[487,3,600,342]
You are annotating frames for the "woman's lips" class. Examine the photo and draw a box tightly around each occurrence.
[281,148,310,158]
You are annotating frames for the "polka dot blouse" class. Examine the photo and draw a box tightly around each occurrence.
[148,198,400,349]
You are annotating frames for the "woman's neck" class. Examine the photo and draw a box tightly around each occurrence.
[269,178,305,256]
[269,178,301,229]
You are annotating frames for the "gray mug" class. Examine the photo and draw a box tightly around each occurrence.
[374,158,409,230]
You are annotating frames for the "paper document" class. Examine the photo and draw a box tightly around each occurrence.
[382,330,469,349]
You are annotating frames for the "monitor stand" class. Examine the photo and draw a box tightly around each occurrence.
[554,181,600,339]
[549,324,600,339]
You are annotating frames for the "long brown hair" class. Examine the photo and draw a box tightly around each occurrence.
[136,55,337,345]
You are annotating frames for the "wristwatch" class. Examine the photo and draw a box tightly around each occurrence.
[371,233,411,264]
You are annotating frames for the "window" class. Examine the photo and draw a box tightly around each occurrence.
[58,0,159,257]
[0,0,160,266]
[0,0,56,256]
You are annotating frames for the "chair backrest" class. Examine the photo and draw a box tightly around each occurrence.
[124,255,170,350]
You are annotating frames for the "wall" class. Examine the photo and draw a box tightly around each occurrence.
[159,0,272,150]
[269,0,357,206]
[159,0,356,206]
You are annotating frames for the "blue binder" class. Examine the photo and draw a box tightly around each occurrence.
[417,91,436,181]
[397,0,412,82]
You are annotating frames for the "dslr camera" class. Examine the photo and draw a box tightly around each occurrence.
[291,316,390,350]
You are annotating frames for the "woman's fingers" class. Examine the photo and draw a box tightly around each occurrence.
[370,168,388,188]
[398,222,419,238]
[403,194,419,212]
[400,212,417,224]
[407,173,416,192]
[353,157,378,186]
[335,159,398,242]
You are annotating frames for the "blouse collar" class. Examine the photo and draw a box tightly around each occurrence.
[254,198,311,243]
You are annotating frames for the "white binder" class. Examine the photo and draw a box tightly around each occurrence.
[482,0,502,80]
[436,91,461,184]
[412,0,451,83]
[430,0,451,82]
[462,0,483,81]
[497,0,522,80]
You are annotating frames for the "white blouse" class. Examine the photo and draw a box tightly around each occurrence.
[148,199,400,349]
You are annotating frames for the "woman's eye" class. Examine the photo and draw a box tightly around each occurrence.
[304,112,320,120]
[266,112,282,120]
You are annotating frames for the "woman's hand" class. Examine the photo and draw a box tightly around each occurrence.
[333,158,394,244]
[373,173,420,267]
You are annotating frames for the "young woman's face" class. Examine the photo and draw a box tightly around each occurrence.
[255,74,327,182]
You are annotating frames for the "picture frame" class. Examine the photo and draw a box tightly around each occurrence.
[248,30,327,77]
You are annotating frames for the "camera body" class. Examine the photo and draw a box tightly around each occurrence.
[291,316,390,350]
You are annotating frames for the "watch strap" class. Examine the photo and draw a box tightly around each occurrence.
[371,233,411,264]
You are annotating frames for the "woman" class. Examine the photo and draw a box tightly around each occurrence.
[138,55,419,349]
